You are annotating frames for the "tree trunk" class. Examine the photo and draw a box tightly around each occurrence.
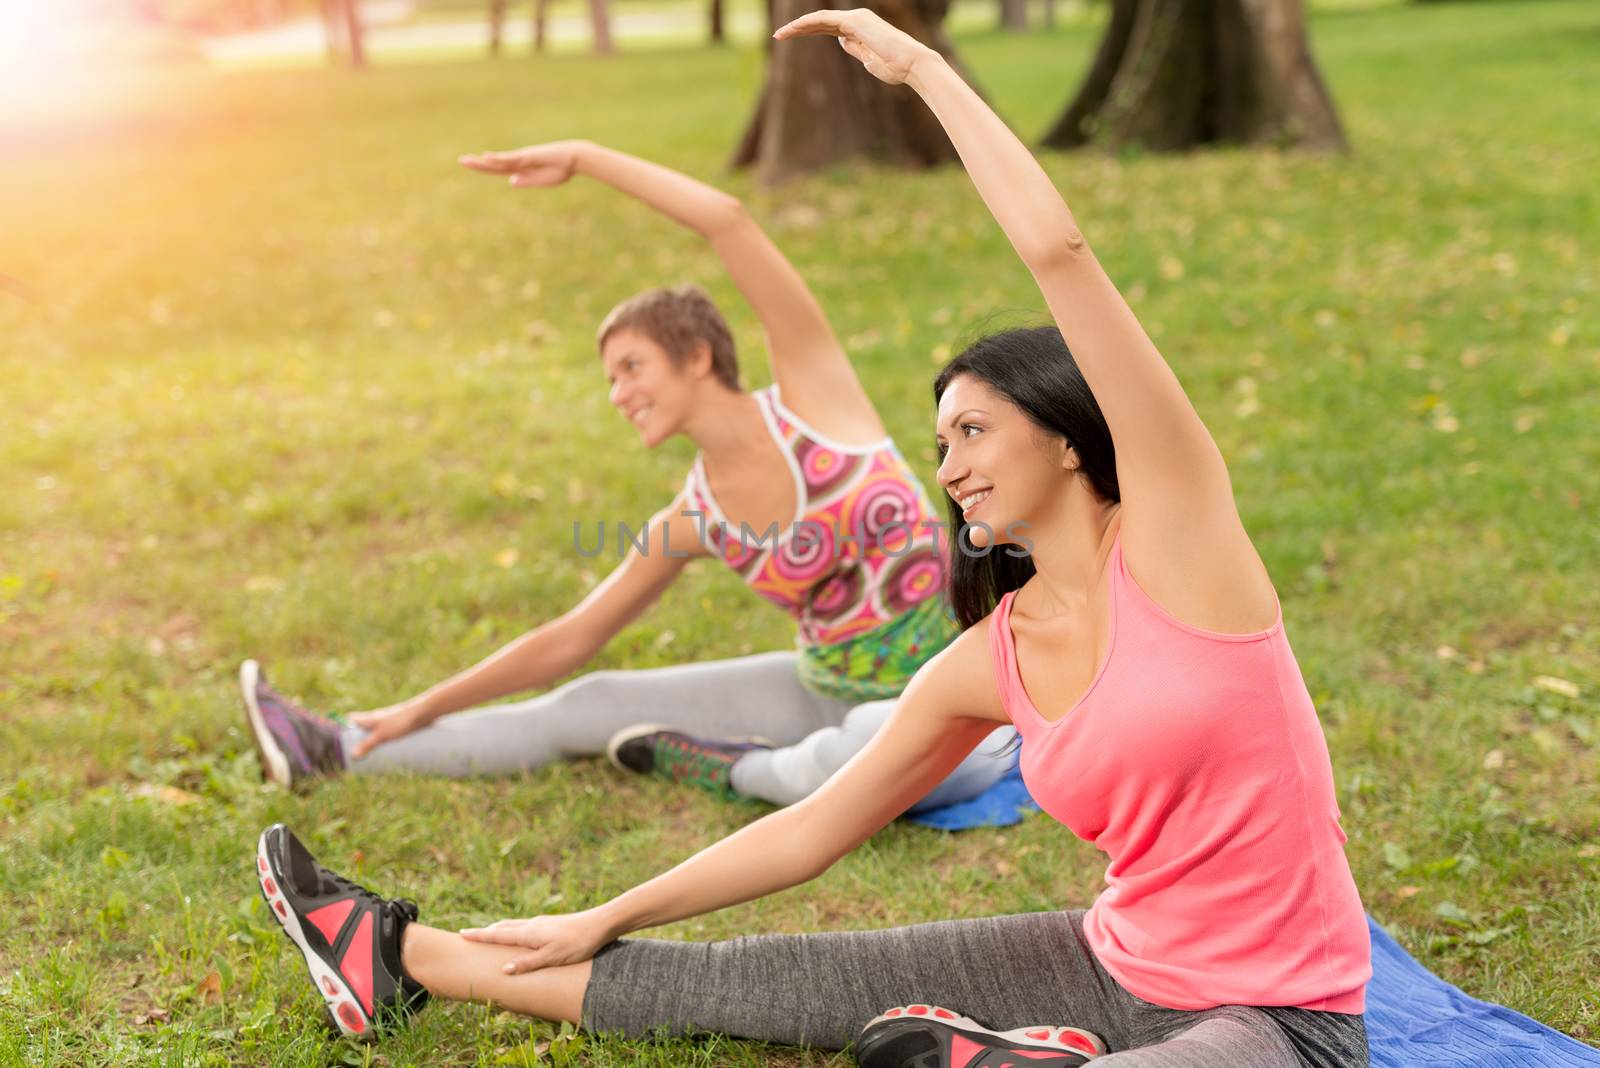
[1041,0,1344,152]
[320,0,345,62]
[532,0,550,51]
[710,0,725,43]
[589,0,614,53]
[489,0,508,55]
[732,0,977,184]
[999,0,1028,31]
[1042,0,1056,28]
[341,0,366,68]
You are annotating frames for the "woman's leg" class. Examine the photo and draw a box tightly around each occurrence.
[401,924,589,1022]
[402,910,1319,1066]
[729,699,1019,812]
[581,911,1160,1051]
[343,651,852,777]
[1092,1009,1303,1067]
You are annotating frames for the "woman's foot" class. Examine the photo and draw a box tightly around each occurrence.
[239,660,347,788]
[856,1005,1104,1067]
[606,724,772,797]
[256,823,429,1038]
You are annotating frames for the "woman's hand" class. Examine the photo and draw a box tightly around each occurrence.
[459,139,589,188]
[347,699,433,759]
[460,908,616,975]
[772,8,935,86]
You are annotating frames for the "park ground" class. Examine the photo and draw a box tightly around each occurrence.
[0,0,1597,1064]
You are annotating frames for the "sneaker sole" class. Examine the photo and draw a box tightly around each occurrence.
[256,829,373,1038]
[858,1005,1104,1067]
[604,723,775,772]
[239,660,292,789]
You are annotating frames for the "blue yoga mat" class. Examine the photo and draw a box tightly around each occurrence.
[904,759,1037,831]
[1366,916,1598,1067]
[908,774,1596,1065]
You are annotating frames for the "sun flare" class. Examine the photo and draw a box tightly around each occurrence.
[0,0,90,94]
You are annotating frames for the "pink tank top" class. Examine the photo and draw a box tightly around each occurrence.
[683,387,948,647]
[989,535,1370,1013]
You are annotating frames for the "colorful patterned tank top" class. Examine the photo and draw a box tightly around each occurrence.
[683,387,957,702]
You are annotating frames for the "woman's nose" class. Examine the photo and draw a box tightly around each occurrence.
[936,447,965,491]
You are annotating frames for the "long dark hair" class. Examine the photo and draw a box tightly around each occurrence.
[933,326,1120,629]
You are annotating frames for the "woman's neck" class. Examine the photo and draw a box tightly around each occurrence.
[684,387,768,471]
[1019,491,1122,615]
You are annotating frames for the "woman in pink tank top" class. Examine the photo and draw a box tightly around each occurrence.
[258,12,1369,1067]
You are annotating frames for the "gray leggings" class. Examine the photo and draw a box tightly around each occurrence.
[583,910,1367,1067]
[343,651,1016,812]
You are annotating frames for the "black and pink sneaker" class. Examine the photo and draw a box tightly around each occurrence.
[855,1005,1105,1067]
[239,660,346,788]
[256,823,428,1038]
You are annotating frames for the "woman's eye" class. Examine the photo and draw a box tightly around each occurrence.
[961,423,981,437]
[935,442,948,459]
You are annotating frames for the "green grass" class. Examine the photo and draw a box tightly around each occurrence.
[2,1,1598,1063]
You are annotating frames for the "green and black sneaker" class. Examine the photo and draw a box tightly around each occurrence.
[606,725,772,798]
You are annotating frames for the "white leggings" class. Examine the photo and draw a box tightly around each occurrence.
[342,651,1016,813]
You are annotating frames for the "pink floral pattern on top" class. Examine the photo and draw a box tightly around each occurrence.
[683,387,948,649]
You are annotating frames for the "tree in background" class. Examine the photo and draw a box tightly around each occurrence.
[319,0,364,67]
[589,0,613,53]
[489,0,609,56]
[998,0,1027,31]
[1042,0,1344,151]
[489,0,508,54]
[733,0,974,183]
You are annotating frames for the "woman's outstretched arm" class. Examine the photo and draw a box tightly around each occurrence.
[455,623,1007,976]
[460,141,884,441]
[347,497,704,756]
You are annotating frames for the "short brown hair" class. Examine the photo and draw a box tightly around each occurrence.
[596,284,740,391]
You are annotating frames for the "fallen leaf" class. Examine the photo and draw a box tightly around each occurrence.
[133,783,201,806]
[134,1008,171,1026]
[198,971,222,1003]
[1482,749,1505,770]
[1396,886,1422,899]
[1532,676,1580,700]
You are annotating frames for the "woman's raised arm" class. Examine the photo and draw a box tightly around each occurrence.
[460,140,883,442]
[775,11,1276,624]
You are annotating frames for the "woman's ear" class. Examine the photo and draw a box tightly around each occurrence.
[1061,443,1081,473]
[688,340,715,379]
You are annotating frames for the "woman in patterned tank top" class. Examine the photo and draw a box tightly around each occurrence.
[235,139,1015,811]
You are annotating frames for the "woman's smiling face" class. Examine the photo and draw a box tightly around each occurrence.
[600,327,701,448]
[935,373,1071,549]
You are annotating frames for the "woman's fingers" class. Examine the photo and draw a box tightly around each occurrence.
[503,951,547,975]
[838,36,873,65]
[460,155,517,174]
[773,8,853,38]
[350,727,387,759]
[460,919,535,943]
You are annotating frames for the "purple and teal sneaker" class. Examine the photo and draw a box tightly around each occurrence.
[239,660,346,788]
[606,724,771,798]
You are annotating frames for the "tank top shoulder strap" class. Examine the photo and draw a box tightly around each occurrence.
[988,591,1028,727]
[765,384,894,457]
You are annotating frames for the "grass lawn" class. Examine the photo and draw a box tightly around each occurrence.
[1,0,1597,1063]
